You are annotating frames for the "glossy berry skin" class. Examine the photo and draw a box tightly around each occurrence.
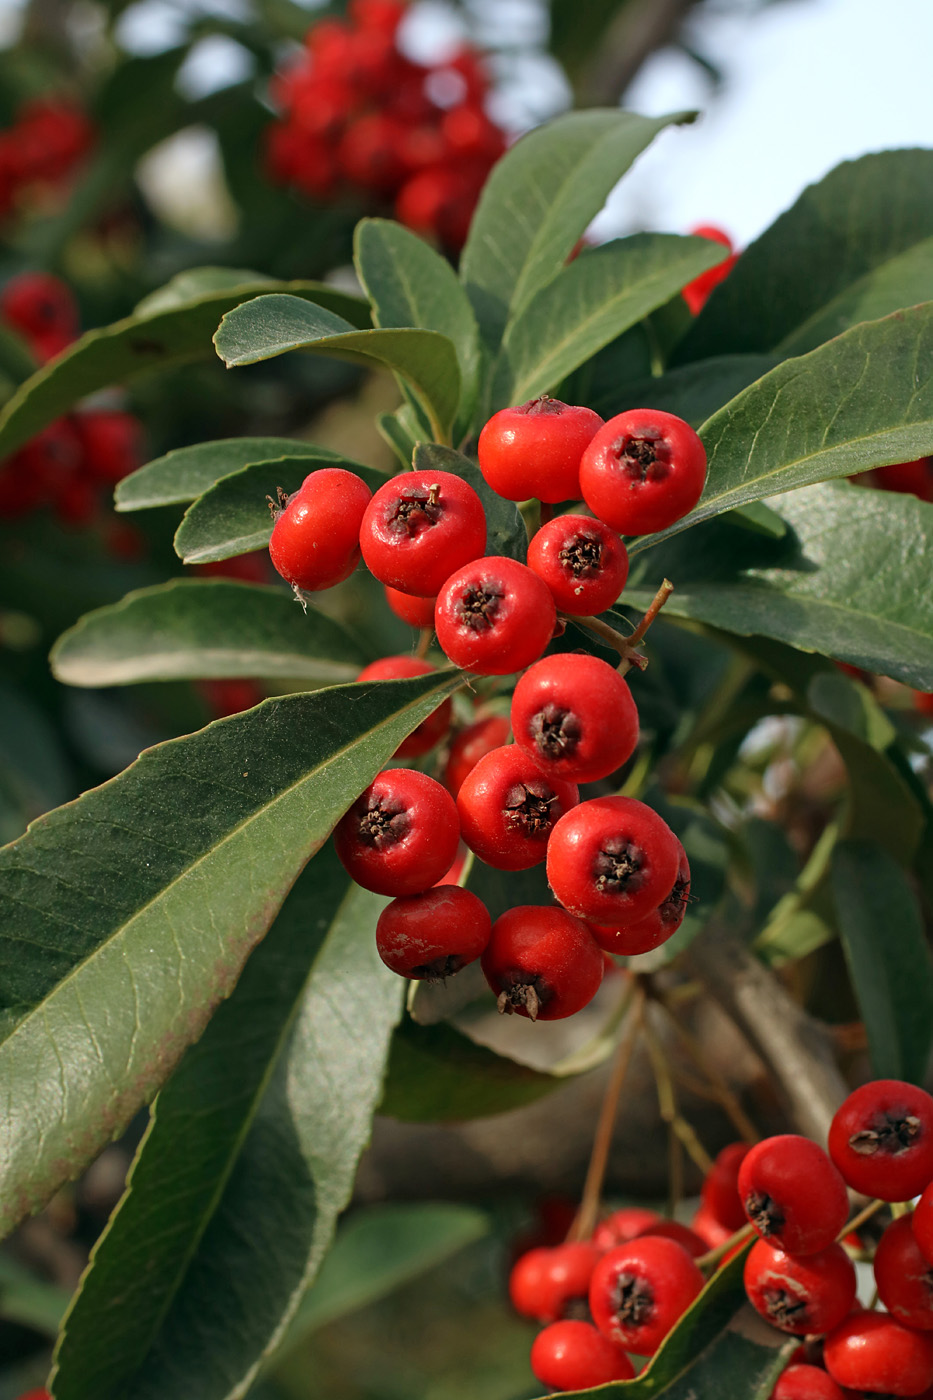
[691,1203,735,1250]
[828,1078,933,1201]
[682,225,738,316]
[360,470,486,596]
[824,1310,933,1396]
[742,1239,856,1337]
[587,842,690,956]
[771,1363,846,1400]
[579,408,707,537]
[74,410,142,483]
[384,584,436,628]
[269,468,372,591]
[477,396,604,504]
[592,1207,661,1252]
[737,1134,849,1256]
[434,557,556,675]
[509,1241,601,1323]
[527,513,629,615]
[873,1215,933,1330]
[547,796,681,926]
[356,656,451,757]
[700,1143,751,1233]
[456,745,578,871]
[636,1219,707,1258]
[481,905,603,1021]
[511,653,639,784]
[333,769,459,897]
[530,1320,635,1390]
[375,885,491,979]
[589,1236,704,1356]
[444,714,511,797]
[914,1180,933,1266]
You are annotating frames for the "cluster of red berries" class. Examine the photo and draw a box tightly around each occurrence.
[508,1077,933,1395]
[0,273,143,523]
[0,96,93,220]
[263,0,506,249]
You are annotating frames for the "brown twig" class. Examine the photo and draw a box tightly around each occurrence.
[566,577,674,674]
[839,1197,887,1241]
[416,627,432,660]
[641,1008,713,1178]
[652,992,759,1145]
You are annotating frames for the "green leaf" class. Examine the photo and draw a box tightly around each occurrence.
[636,303,933,545]
[50,580,370,686]
[214,295,461,444]
[354,219,482,440]
[490,234,727,410]
[0,669,463,1237]
[51,847,403,1400]
[412,442,528,563]
[0,279,367,461]
[611,354,779,429]
[173,456,385,565]
[626,481,933,690]
[0,1254,69,1336]
[461,109,695,351]
[831,840,933,1082]
[675,148,933,362]
[116,438,340,513]
[376,406,418,469]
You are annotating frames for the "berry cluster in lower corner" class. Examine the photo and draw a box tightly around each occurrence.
[263,0,507,249]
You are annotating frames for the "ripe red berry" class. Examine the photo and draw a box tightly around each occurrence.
[333,768,459,896]
[477,396,604,504]
[589,1236,704,1356]
[546,796,681,926]
[592,1206,662,1252]
[579,408,707,536]
[824,1310,933,1396]
[360,470,486,597]
[269,468,372,591]
[384,584,436,628]
[870,457,933,502]
[690,1203,736,1250]
[872,1215,933,1331]
[530,1319,635,1390]
[587,841,690,956]
[527,513,629,614]
[682,224,738,316]
[443,714,511,797]
[771,1363,846,1400]
[74,410,143,484]
[742,1239,856,1336]
[456,745,578,871]
[828,1079,933,1201]
[700,1143,751,1233]
[737,1134,849,1255]
[375,884,491,979]
[0,270,79,361]
[356,656,451,757]
[434,557,556,675]
[481,905,603,1021]
[509,1241,601,1323]
[510,653,639,784]
[636,1219,708,1258]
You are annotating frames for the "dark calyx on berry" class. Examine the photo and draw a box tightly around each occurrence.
[412,953,466,981]
[266,484,291,517]
[618,433,670,482]
[516,394,566,417]
[594,841,643,893]
[390,483,441,535]
[357,798,409,847]
[661,877,691,922]
[504,783,557,835]
[530,704,581,758]
[457,584,503,630]
[850,1108,922,1156]
[761,1288,807,1329]
[745,1190,785,1238]
[558,536,603,577]
[613,1272,654,1326]
[498,977,548,1021]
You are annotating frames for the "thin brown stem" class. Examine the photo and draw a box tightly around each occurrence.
[653,994,759,1145]
[416,627,432,660]
[566,987,645,1242]
[566,577,675,675]
[624,578,675,650]
[839,1197,887,1241]
[695,1222,755,1271]
[641,1010,713,1178]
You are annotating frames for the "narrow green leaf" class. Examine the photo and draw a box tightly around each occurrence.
[675,148,933,362]
[50,580,370,686]
[51,848,403,1400]
[173,456,385,565]
[491,234,726,409]
[412,442,527,563]
[0,1255,69,1336]
[609,354,779,429]
[376,406,417,469]
[0,669,463,1236]
[354,219,482,440]
[116,438,340,513]
[461,109,695,350]
[214,295,460,443]
[0,280,366,461]
[831,840,933,1082]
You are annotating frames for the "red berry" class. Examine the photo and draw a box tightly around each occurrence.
[914,1181,933,1265]
[589,1236,704,1355]
[592,1207,662,1252]
[870,457,933,503]
[510,653,639,784]
[360,470,486,597]
[527,513,629,614]
[682,224,737,316]
[530,1319,635,1390]
[375,884,491,979]
[0,270,79,360]
[384,584,436,628]
[444,714,511,797]
[742,1239,856,1336]
[347,0,407,35]
[481,905,603,1021]
[587,841,690,956]
[74,410,143,484]
[915,690,933,718]
[700,1143,751,1233]
[356,656,451,757]
[509,1241,600,1323]
[434,557,556,675]
[828,1079,933,1201]
[200,679,264,718]
[579,408,707,536]
[636,1219,708,1258]
[771,1363,846,1400]
[269,468,372,591]
[737,1134,849,1256]
[824,1310,933,1396]
[333,768,459,896]
[873,1215,933,1331]
[691,1203,736,1250]
[546,796,681,926]
[477,397,604,504]
[456,745,578,872]
[337,112,407,191]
